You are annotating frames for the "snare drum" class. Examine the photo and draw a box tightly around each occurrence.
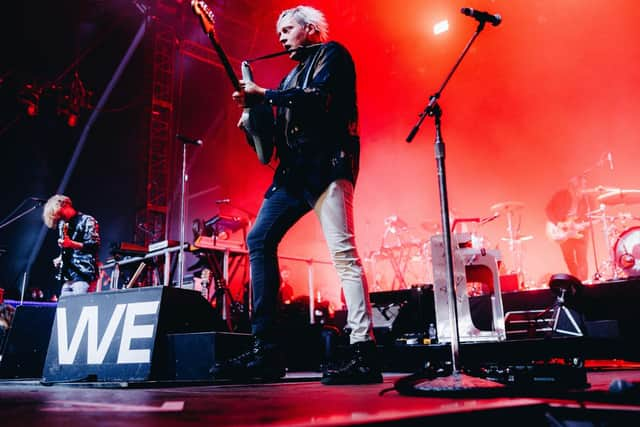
[613,226,640,277]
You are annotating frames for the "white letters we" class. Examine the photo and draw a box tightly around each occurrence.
[56,301,160,365]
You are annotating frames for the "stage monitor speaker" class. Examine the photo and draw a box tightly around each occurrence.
[370,285,435,338]
[166,331,252,380]
[42,287,222,383]
[0,304,57,379]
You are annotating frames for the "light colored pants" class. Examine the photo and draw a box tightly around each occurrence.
[313,180,375,344]
[248,179,375,344]
[60,280,89,297]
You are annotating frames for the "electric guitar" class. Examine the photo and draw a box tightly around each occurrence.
[546,218,589,242]
[191,0,274,164]
[55,222,69,281]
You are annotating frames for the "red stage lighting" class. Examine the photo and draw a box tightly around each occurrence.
[18,83,41,117]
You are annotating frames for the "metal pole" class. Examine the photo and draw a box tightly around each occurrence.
[177,142,187,288]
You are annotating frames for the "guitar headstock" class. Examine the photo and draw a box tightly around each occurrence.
[191,0,218,42]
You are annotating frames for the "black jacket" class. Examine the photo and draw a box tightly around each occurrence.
[60,212,100,282]
[263,41,360,198]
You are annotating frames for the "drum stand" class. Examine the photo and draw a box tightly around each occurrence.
[491,201,530,288]
[582,191,605,282]
[503,206,524,282]
[588,204,620,281]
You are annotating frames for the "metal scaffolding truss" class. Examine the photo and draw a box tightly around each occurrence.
[134,0,262,247]
[135,19,176,245]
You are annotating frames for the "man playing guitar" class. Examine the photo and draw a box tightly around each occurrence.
[545,176,592,281]
[43,195,101,297]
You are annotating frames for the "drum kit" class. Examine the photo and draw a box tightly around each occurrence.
[489,201,533,286]
[364,204,520,292]
[587,188,640,279]
[364,215,429,291]
[364,187,640,292]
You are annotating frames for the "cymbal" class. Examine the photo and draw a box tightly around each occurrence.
[597,189,640,206]
[421,220,440,232]
[490,201,525,213]
[586,207,605,217]
[501,235,533,242]
[582,185,620,194]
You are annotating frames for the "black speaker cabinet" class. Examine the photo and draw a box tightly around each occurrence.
[42,287,222,383]
[0,304,57,379]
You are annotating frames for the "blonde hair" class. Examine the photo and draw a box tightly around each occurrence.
[43,194,71,229]
[277,5,329,42]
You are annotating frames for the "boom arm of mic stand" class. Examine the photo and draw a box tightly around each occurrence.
[405,21,485,144]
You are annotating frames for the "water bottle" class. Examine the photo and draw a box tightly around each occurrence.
[201,269,211,301]
[428,323,437,344]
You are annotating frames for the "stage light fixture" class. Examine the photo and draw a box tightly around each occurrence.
[56,71,90,127]
[433,20,449,35]
[18,83,42,117]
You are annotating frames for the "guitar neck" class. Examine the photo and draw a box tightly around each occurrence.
[209,34,241,92]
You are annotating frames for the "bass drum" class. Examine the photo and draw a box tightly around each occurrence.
[614,226,640,277]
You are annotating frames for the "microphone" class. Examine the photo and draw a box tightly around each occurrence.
[607,152,614,171]
[176,134,203,146]
[215,199,231,204]
[461,8,502,26]
[30,197,47,204]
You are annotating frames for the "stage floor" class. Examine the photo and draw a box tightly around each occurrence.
[2,367,640,426]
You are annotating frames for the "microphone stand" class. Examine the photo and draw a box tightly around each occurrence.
[0,198,46,306]
[177,137,202,288]
[0,198,45,230]
[398,20,503,393]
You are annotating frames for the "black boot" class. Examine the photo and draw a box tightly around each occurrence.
[210,337,286,381]
[321,341,383,385]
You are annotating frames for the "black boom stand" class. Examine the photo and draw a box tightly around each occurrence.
[396,13,505,395]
